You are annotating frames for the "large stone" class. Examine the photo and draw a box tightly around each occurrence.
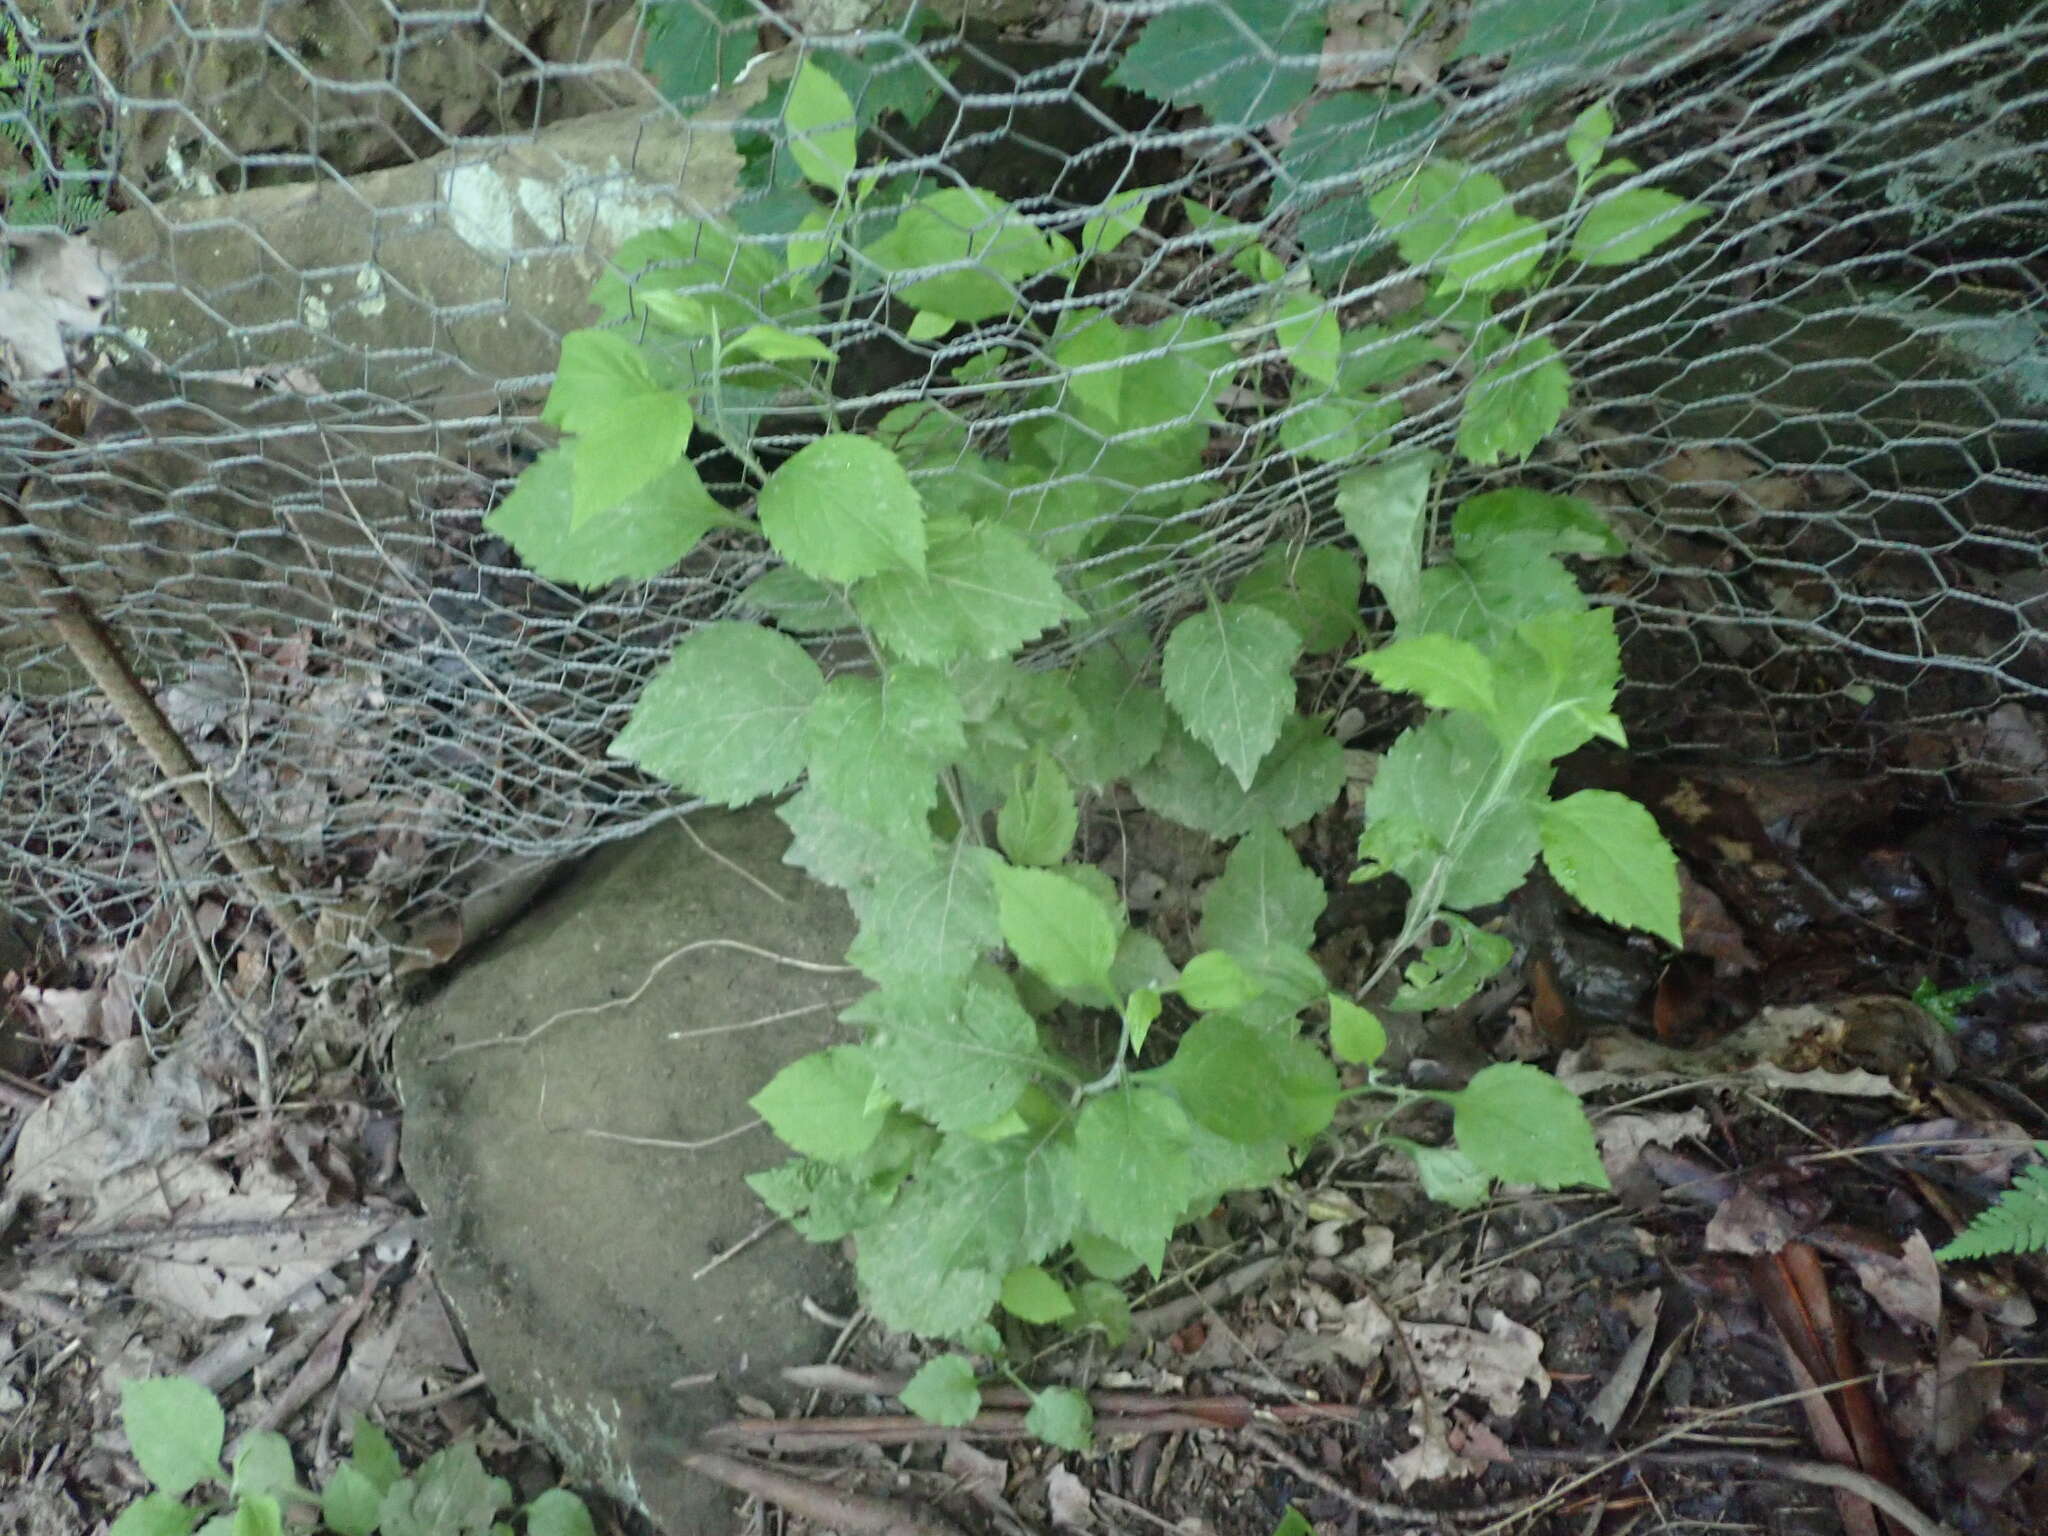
[30,2,637,187]
[92,98,750,415]
[397,808,863,1533]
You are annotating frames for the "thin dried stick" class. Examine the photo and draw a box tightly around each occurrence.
[1244,1427,1530,1526]
[428,937,854,1062]
[1,492,322,965]
[1126,1255,1283,1338]
[1506,1448,1956,1536]
[681,1448,968,1536]
[133,788,274,1115]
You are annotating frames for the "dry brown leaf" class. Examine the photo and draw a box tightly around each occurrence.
[1596,1108,1711,1184]
[941,1439,1008,1501]
[4,1037,221,1212]
[1407,1310,1550,1418]
[1046,1465,1093,1530]
[1705,1186,1799,1255]
[1841,1231,1941,1335]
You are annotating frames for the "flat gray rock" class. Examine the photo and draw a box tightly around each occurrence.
[398,808,861,1532]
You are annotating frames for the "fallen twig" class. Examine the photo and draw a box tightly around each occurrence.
[0,489,324,969]
[1506,1448,1957,1536]
[1126,1255,1283,1339]
[682,1447,968,1536]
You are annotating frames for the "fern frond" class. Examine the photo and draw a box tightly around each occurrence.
[1934,1144,2048,1260]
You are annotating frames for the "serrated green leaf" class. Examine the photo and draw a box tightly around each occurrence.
[1540,789,1681,945]
[541,329,655,434]
[846,839,1001,985]
[1570,186,1708,266]
[1113,927,1178,996]
[1566,100,1614,179]
[1181,1117,1294,1213]
[591,218,783,330]
[856,520,1071,665]
[1200,823,1326,957]
[750,1045,889,1163]
[384,1442,509,1536]
[1406,1141,1493,1208]
[1458,333,1570,466]
[228,1492,282,1536]
[230,1433,299,1500]
[749,1152,903,1242]
[1327,994,1386,1066]
[1070,1231,1144,1281]
[990,864,1121,1001]
[1130,716,1345,838]
[1122,985,1163,1056]
[526,1490,596,1536]
[803,668,963,841]
[785,59,858,193]
[1390,913,1515,1011]
[1001,1264,1076,1323]
[1482,608,1626,762]
[110,1494,198,1536]
[999,749,1078,867]
[1062,650,1168,788]
[642,0,758,104]
[1452,488,1621,561]
[1460,0,1701,78]
[1356,633,1497,716]
[857,1132,1079,1337]
[777,785,927,892]
[1071,1279,1133,1346]
[727,323,837,363]
[1453,1063,1609,1191]
[121,1378,225,1498]
[319,1465,383,1536]
[1073,1088,1196,1273]
[1269,1509,1316,1536]
[848,968,1046,1132]
[1338,452,1436,628]
[900,1355,983,1427]
[1023,1387,1093,1453]
[864,187,1073,322]
[1409,544,1586,649]
[571,389,696,527]
[348,1420,401,1495]
[759,434,927,583]
[742,566,858,633]
[1107,0,1325,125]
[1368,161,1512,271]
[1273,292,1341,384]
[1163,603,1304,791]
[1232,546,1364,654]
[1265,90,1444,282]
[484,448,730,590]
[1439,208,1546,295]
[1277,387,1404,465]
[1081,184,1160,255]
[1159,1013,1338,1145]
[1175,950,1261,1012]
[1363,713,1548,909]
[608,623,824,804]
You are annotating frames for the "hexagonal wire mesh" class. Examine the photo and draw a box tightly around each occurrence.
[0,0,2043,1008]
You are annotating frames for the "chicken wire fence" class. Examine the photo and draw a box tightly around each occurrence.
[0,0,2044,992]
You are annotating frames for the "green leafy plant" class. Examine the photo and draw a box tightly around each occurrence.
[486,71,1701,1445]
[0,16,108,230]
[111,1377,594,1536]
[1933,1145,2048,1261]
[1910,975,1986,1034]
